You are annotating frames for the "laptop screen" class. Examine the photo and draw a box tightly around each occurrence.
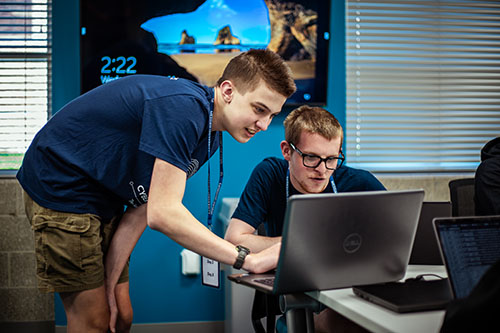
[434,216,500,299]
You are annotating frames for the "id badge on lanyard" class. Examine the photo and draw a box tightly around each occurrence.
[202,101,223,288]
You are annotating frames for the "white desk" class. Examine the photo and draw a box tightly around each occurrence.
[306,265,448,333]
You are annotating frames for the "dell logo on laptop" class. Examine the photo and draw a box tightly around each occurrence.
[343,233,362,253]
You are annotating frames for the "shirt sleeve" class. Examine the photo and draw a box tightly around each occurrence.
[232,160,276,230]
[334,166,387,192]
[358,169,386,191]
[139,95,207,173]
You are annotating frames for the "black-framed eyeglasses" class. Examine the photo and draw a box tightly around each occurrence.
[289,142,345,170]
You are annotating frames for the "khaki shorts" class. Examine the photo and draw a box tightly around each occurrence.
[23,191,129,293]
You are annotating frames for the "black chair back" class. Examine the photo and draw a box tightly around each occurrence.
[448,178,475,217]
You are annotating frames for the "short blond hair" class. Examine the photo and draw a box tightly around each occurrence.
[284,105,343,147]
[216,49,296,98]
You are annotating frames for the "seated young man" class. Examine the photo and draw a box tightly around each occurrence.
[225,105,385,332]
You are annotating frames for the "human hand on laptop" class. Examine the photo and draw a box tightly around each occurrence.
[243,241,281,273]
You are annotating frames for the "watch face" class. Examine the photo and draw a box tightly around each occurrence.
[237,245,250,254]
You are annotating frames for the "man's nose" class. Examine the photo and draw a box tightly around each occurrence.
[314,159,328,173]
[256,115,272,131]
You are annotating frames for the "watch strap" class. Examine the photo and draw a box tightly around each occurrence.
[233,245,250,269]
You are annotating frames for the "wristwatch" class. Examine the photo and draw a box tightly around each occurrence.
[233,245,250,269]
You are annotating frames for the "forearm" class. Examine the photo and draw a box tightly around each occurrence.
[105,205,147,286]
[148,158,279,273]
[224,219,281,253]
[229,233,281,253]
[148,202,238,265]
[148,203,279,273]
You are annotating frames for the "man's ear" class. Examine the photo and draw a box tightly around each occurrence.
[219,80,234,104]
[281,140,291,161]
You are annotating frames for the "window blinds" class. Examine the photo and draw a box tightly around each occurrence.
[0,0,51,170]
[345,0,500,172]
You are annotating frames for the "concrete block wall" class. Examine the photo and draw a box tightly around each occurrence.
[0,178,54,332]
[377,174,473,201]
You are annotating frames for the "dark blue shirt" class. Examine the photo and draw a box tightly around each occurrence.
[17,75,218,219]
[232,157,386,236]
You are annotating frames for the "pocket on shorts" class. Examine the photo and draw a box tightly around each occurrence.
[32,214,93,277]
[32,214,91,233]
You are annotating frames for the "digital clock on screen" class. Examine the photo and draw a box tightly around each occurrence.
[99,56,137,84]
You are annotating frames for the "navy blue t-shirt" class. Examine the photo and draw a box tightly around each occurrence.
[17,75,218,219]
[232,157,386,237]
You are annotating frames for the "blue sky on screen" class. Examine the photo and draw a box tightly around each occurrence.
[141,0,271,45]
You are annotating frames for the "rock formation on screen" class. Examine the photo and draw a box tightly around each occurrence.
[264,0,317,61]
[214,25,241,53]
[180,30,195,45]
[179,29,196,53]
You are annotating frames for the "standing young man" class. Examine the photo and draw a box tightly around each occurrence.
[225,105,385,332]
[17,49,296,333]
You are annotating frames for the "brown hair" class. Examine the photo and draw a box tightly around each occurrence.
[284,105,344,147]
[216,49,296,98]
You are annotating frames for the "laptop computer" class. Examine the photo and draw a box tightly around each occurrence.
[409,201,452,265]
[352,215,500,313]
[228,189,425,295]
[434,215,500,299]
[352,276,452,313]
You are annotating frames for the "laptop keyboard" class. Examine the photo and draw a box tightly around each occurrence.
[254,277,275,286]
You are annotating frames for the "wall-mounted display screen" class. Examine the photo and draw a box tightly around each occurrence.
[80,0,330,105]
